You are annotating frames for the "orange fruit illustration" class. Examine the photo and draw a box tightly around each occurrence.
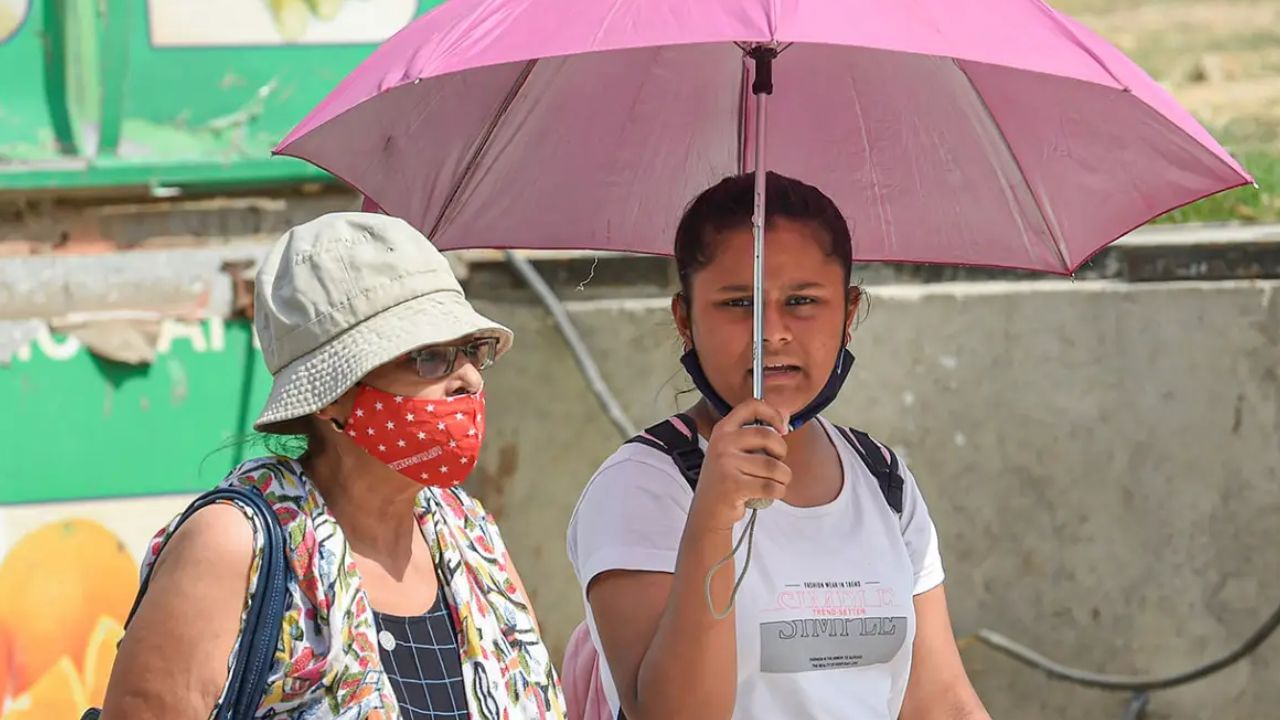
[82,616,125,708]
[0,627,11,706]
[1,656,87,720]
[0,519,138,695]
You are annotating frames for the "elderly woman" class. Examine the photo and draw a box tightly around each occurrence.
[98,213,565,719]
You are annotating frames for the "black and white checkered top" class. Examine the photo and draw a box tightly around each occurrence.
[373,586,469,719]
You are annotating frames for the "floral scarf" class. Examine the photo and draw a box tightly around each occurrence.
[140,456,566,718]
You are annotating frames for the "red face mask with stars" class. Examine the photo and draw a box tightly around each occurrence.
[341,384,485,488]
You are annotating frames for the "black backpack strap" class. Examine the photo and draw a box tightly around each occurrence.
[618,416,703,720]
[102,484,290,720]
[625,413,703,491]
[836,427,905,515]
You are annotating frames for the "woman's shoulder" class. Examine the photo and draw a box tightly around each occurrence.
[221,455,309,494]
[150,501,257,574]
[141,455,319,578]
[146,456,296,548]
[218,455,330,517]
[140,488,262,596]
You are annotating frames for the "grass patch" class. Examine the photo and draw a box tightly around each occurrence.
[1152,150,1280,224]
[1049,1,1280,224]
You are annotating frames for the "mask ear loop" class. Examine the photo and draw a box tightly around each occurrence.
[329,381,369,433]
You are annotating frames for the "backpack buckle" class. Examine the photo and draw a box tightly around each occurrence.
[670,445,704,484]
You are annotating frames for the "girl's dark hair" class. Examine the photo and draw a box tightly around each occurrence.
[673,171,854,299]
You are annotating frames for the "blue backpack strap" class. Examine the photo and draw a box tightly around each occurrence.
[625,413,703,491]
[99,484,290,720]
[835,426,905,515]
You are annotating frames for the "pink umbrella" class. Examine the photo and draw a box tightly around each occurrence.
[276,0,1251,271]
[275,0,1253,613]
[275,0,1252,425]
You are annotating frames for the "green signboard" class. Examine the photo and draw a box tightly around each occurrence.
[0,0,444,194]
[0,319,272,504]
[0,318,281,712]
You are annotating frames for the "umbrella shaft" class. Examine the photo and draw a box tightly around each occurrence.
[752,90,768,402]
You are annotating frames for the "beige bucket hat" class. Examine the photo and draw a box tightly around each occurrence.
[252,212,512,432]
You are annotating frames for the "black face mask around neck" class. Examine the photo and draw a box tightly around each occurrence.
[679,346,855,432]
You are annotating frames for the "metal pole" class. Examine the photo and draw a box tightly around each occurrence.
[704,46,782,614]
[744,45,777,513]
[751,89,767,403]
[503,250,638,439]
[747,44,777,405]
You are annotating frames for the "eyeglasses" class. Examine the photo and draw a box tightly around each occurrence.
[408,337,499,379]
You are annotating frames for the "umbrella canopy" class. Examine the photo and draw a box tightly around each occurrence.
[276,0,1258,616]
[276,0,1250,274]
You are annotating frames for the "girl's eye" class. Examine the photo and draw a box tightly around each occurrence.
[721,296,818,308]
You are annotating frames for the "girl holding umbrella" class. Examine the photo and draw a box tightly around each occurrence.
[568,172,991,719]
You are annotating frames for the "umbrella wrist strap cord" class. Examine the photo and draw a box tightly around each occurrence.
[704,508,762,620]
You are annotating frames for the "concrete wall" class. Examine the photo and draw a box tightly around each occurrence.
[471,278,1280,720]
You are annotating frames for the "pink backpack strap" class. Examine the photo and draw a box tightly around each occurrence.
[563,621,614,720]
[625,413,703,491]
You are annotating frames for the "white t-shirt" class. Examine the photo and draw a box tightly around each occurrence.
[566,416,945,720]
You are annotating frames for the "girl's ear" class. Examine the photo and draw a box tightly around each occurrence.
[672,292,693,350]
[845,286,862,344]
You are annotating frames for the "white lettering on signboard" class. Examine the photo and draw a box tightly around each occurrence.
[12,319,239,362]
